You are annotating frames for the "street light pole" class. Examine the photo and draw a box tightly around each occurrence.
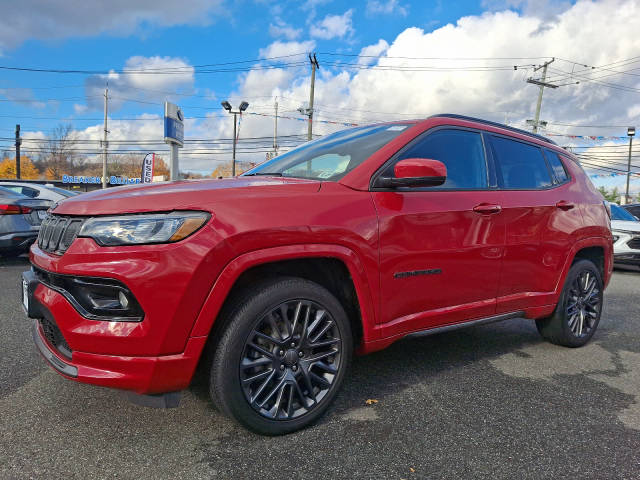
[626,126,636,204]
[232,112,238,177]
[221,101,249,177]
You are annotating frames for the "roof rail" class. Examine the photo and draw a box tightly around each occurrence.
[429,113,557,145]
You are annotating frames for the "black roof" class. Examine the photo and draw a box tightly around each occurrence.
[429,113,557,145]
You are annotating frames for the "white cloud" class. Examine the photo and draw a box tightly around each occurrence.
[16,0,640,182]
[0,0,224,52]
[0,88,46,109]
[357,39,390,65]
[269,18,302,40]
[310,9,354,40]
[259,40,316,59]
[83,56,195,111]
[366,0,409,17]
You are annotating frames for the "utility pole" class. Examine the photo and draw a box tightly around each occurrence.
[526,58,557,133]
[626,127,636,204]
[273,97,279,158]
[15,124,21,179]
[298,54,319,141]
[101,87,109,189]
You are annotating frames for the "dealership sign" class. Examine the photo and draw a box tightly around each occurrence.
[62,175,141,185]
[164,102,184,147]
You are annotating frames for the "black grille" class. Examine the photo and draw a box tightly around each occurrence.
[38,316,72,359]
[628,236,640,250]
[37,215,84,254]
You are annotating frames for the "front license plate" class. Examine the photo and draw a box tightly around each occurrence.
[22,278,29,312]
[37,210,47,220]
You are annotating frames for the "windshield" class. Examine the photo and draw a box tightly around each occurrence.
[611,203,638,222]
[243,124,413,181]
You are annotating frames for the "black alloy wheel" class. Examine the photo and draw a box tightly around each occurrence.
[240,299,342,420]
[209,277,352,435]
[564,269,601,338]
[536,259,603,347]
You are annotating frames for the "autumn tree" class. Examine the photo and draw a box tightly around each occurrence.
[210,161,248,178]
[35,124,81,180]
[0,156,41,179]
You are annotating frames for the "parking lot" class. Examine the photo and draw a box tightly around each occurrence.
[1,256,639,479]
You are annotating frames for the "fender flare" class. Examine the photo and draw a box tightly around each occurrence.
[188,244,377,345]
[554,236,613,295]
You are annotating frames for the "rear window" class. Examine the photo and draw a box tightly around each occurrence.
[544,149,569,183]
[491,136,553,189]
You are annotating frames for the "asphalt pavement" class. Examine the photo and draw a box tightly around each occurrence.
[1,255,639,479]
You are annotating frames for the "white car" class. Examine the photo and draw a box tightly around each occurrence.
[0,182,77,203]
[610,203,640,267]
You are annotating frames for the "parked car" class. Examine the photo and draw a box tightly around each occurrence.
[0,181,76,202]
[0,186,51,257]
[622,203,640,219]
[610,203,640,266]
[22,115,613,435]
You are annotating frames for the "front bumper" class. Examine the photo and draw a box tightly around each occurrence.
[614,253,640,266]
[23,268,208,394]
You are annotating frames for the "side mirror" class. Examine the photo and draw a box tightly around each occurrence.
[375,158,447,188]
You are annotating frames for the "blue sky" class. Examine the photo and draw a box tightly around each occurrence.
[0,0,638,192]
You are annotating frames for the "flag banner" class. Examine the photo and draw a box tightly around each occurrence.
[141,153,155,183]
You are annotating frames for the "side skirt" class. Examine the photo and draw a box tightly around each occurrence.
[404,311,525,339]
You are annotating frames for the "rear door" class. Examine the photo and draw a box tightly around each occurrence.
[372,128,505,334]
[489,136,581,313]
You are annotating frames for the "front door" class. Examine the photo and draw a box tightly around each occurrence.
[372,128,505,336]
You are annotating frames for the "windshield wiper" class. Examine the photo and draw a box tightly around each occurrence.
[243,172,283,177]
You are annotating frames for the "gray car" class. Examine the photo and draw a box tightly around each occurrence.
[0,186,52,257]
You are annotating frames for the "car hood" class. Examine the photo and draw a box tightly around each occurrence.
[611,220,640,232]
[51,177,321,216]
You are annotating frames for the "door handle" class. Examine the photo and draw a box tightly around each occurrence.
[473,204,502,214]
[556,200,575,210]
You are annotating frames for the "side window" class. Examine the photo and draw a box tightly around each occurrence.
[3,185,21,194]
[543,149,569,183]
[491,136,552,189]
[22,187,39,198]
[389,129,488,189]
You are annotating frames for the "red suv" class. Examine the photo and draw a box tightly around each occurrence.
[23,115,613,435]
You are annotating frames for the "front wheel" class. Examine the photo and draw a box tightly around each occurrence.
[536,259,604,347]
[209,277,352,435]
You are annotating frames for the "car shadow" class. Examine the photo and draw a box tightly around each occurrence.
[189,316,544,410]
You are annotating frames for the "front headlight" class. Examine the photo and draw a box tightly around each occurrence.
[79,211,210,246]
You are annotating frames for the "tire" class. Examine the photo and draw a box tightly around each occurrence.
[536,259,604,347]
[209,276,353,435]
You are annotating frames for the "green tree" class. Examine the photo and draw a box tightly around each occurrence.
[597,186,620,203]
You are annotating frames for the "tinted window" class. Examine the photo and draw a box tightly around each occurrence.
[389,129,488,189]
[21,187,39,198]
[611,203,638,222]
[544,149,569,183]
[491,136,552,189]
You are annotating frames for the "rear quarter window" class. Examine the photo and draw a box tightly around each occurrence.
[544,149,569,183]
[490,136,553,189]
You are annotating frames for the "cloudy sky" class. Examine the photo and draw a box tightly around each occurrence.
[0,0,639,189]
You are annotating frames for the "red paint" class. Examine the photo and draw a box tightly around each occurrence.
[29,116,613,394]
[394,158,447,179]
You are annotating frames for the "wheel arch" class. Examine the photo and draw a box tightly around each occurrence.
[556,238,613,295]
[189,244,377,349]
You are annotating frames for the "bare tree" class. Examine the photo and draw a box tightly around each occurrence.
[37,124,80,180]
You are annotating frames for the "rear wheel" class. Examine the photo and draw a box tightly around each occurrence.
[209,277,352,435]
[536,259,603,347]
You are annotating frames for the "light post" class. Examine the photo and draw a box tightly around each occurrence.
[626,126,636,204]
[221,100,249,176]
